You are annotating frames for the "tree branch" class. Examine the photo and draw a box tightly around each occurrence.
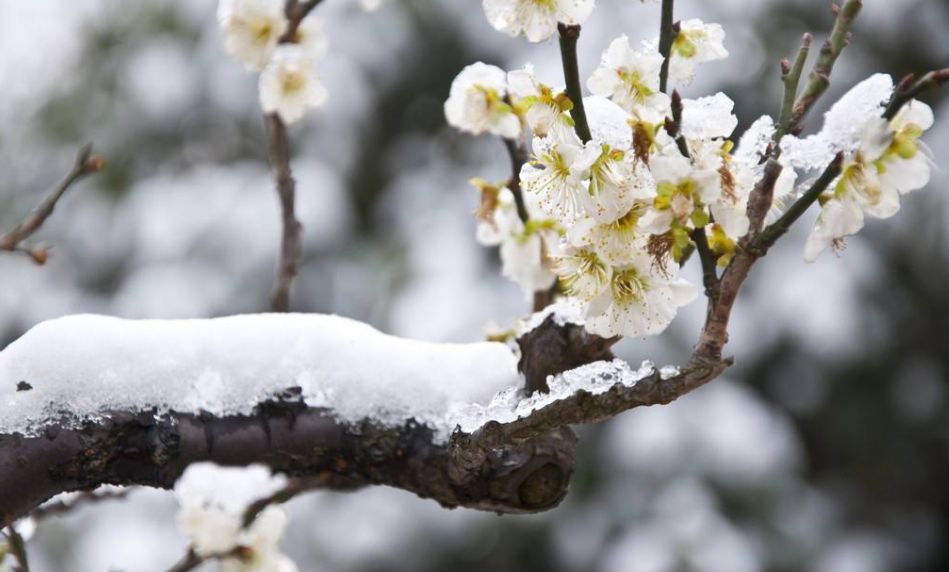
[657,0,677,94]
[502,137,530,224]
[774,33,813,143]
[557,24,592,143]
[690,227,719,300]
[883,68,949,121]
[787,0,862,133]
[0,144,102,264]
[3,526,29,572]
[264,114,302,313]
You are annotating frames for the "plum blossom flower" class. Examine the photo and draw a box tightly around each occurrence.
[639,155,720,237]
[259,45,328,124]
[668,19,728,85]
[218,0,288,71]
[551,245,611,300]
[587,36,668,114]
[445,62,522,139]
[804,99,933,262]
[290,14,328,61]
[584,250,696,338]
[471,180,560,298]
[175,463,296,571]
[520,130,587,222]
[568,201,649,266]
[507,65,575,138]
[482,0,595,43]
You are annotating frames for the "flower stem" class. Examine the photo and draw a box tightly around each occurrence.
[657,0,676,93]
[558,23,592,143]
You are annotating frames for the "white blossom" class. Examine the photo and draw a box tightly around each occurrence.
[551,244,611,300]
[804,99,932,261]
[520,131,586,222]
[472,181,559,298]
[585,250,696,338]
[507,65,574,138]
[174,463,294,570]
[587,35,668,114]
[291,15,328,61]
[668,19,728,85]
[359,0,384,11]
[445,62,522,139]
[571,145,653,223]
[568,202,649,266]
[639,154,721,236]
[259,45,327,124]
[482,0,595,43]
[218,0,288,71]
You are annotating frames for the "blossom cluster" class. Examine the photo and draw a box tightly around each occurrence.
[447,18,733,338]
[449,2,935,340]
[175,463,297,572]
[788,76,934,261]
[218,0,328,124]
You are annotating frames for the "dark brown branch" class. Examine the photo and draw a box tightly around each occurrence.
[502,137,530,224]
[0,392,576,526]
[690,227,719,301]
[264,114,302,312]
[557,24,592,143]
[0,144,102,264]
[657,0,677,93]
[755,154,843,251]
[279,0,324,43]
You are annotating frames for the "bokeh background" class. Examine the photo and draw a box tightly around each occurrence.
[1,0,948,570]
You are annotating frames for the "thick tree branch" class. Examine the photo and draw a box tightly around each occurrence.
[0,390,576,526]
[557,24,592,143]
[0,144,101,264]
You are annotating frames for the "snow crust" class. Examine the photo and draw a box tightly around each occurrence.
[782,74,894,171]
[0,314,520,439]
[516,297,587,336]
[451,359,664,434]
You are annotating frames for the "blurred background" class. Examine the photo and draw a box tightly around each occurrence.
[1,0,947,570]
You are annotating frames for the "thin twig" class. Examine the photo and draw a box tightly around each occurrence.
[557,24,592,143]
[502,138,530,223]
[666,90,691,159]
[883,68,949,120]
[3,526,29,572]
[657,0,676,93]
[264,114,302,312]
[690,228,719,300]
[774,33,813,143]
[787,0,862,133]
[755,154,843,251]
[0,144,102,264]
[279,0,324,43]
[263,0,327,311]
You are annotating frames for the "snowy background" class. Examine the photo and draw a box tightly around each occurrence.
[1,0,948,570]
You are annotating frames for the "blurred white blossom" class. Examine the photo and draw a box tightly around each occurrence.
[259,45,328,124]
[444,62,522,139]
[481,0,595,43]
[218,0,288,71]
